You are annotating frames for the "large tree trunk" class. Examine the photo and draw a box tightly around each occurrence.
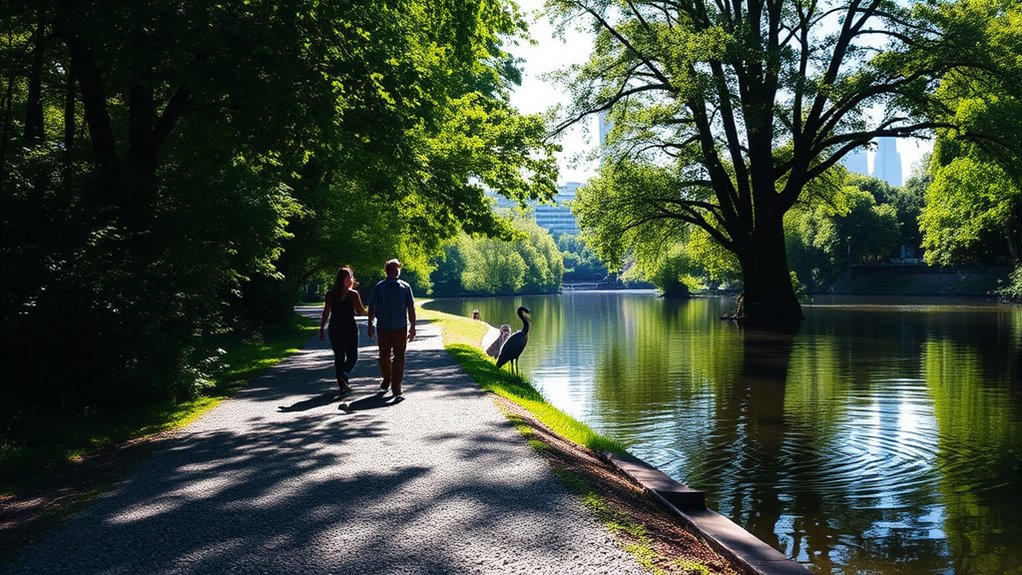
[735,214,803,324]
[62,59,75,189]
[23,0,46,143]
[55,1,119,206]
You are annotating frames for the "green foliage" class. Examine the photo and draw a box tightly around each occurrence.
[901,161,932,253]
[573,160,689,273]
[430,216,564,296]
[627,244,697,298]
[996,265,1022,302]
[547,0,1005,321]
[846,174,925,253]
[1,315,316,494]
[920,154,1020,265]
[557,234,609,282]
[572,159,727,294]
[919,0,1022,265]
[462,237,529,294]
[785,175,901,292]
[1,0,557,416]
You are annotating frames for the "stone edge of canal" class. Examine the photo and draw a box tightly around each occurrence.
[600,451,811,575]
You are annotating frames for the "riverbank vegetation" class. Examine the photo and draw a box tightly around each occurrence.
[2,2,557,425]
[0,315,316,494]
[429,216,564,297]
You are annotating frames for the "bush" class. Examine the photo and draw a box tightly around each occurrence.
[997,265,1022,302]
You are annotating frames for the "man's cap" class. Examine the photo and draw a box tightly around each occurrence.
[385,258,401,268]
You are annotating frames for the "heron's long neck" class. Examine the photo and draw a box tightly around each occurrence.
[520,312,530,335]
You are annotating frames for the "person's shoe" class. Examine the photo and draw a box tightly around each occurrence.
[380,379,391,391]
[391,386,402,397]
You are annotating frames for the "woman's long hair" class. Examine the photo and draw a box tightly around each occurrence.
[332,267,356,301]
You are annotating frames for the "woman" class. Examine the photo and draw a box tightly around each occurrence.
[319,267,365,395]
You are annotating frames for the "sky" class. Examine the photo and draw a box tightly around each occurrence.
[506,0,933,186]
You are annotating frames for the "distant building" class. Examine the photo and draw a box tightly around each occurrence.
[598,111,612,147]
[872,136,903,187]
[843,146,869,177]
[484,181,583,238]
[534,182,582,237]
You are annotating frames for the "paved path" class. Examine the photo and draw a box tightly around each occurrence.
[7,313,646,575]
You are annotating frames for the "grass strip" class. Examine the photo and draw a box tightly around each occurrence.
[0,314,318,494]
[418,306,626,454]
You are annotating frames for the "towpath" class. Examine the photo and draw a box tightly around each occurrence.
[5,312,645,575]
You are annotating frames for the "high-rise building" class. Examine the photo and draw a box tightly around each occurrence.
[872,136,903,187]
[598,111,612,147]
[843,146,869,176]
[534,182,582,237]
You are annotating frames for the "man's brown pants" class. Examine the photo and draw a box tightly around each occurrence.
[377,328,408,393]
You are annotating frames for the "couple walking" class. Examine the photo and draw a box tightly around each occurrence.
[319,258,416,398]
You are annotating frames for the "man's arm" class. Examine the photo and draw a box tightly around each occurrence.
[367,304,376,340]
[406,302,416,341]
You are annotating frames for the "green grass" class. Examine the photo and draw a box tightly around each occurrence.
[0,314,318,495]
[418,306,627,455]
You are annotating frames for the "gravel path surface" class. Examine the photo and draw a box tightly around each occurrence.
[7,315,647,575]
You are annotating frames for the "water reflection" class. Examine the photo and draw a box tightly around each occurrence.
[424,293,1022,575]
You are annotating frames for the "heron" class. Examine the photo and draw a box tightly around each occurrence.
[496,305,531,376]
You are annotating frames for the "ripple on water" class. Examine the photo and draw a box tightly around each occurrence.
[669,380,944,509]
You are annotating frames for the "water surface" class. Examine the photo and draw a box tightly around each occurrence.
[424,293,1022,575]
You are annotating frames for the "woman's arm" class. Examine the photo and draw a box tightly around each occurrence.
[352,291,366,316]
[319,294,331,340]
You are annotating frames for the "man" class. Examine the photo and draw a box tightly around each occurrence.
[367,258,416,397]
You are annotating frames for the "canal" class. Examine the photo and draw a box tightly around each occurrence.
[423,293,1022,575]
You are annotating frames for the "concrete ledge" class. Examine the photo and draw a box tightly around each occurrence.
[600,451,811,575]
[603,452,706,511]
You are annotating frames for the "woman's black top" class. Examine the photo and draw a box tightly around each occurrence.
[327,290,356,331]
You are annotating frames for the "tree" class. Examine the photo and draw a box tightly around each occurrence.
[430,216,564,296]
[842,173,922,256]
[900,159,931,255]
[920,152,1020,265]
[635,244,696,298]
[516,217,565,291]
[551,0,984,323]
[1,0,558,413]
[919,0,1021,266]
[786,177,900,291]
[269,1,560,312]
[557,234,609,281]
